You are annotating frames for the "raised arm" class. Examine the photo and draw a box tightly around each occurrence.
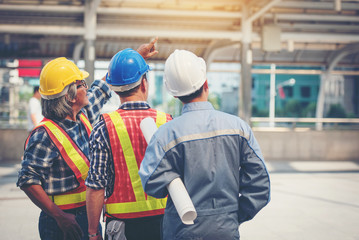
[136,37,159,59]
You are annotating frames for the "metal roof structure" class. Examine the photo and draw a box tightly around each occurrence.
[1,0,359,69]
[0,0,358,129]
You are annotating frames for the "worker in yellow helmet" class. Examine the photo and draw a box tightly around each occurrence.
[17,39,158,240]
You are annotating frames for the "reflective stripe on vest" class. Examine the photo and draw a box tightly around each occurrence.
[50,185,87,206]
[80,113,93,136]
[155,111,166,128]
[31,117,91,209]
[37,120,90,181]
[105,110,167,215]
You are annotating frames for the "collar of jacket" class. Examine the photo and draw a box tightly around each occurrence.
[182,101,214,114]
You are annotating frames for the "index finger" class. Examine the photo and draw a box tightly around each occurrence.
[148,37,158,49]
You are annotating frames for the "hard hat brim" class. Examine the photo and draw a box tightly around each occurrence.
[81,70,89,79]
[110,78,142,92]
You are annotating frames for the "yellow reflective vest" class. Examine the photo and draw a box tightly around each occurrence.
[103,109,171,219]
[26,113,92,210]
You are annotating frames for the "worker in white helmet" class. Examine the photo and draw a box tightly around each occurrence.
[139,49,271,240]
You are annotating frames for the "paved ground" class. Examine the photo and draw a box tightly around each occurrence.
[1,161,359,240]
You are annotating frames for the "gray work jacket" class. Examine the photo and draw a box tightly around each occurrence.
[139,101,270,240]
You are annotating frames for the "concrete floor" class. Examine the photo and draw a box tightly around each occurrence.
[1,161,359,240]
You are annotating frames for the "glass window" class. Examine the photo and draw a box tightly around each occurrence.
[301,86,311,98]
[283,86,293,97]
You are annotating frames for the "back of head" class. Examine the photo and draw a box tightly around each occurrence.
[39,57,89,99]
[33,86,40,94]
[39,57,86,120]
[164,49,207,97]
[106,48,150,92]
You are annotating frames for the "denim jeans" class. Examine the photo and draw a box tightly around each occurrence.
[38,206,99,240]
[105,215,163,240]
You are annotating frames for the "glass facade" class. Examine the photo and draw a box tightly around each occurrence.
[0,60,358,129]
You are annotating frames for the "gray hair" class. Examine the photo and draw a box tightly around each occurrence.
[41,83,77,120]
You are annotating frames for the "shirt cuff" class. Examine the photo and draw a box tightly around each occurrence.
[85,177,107,190]
[16,175,42,188]
[91,79,112,99]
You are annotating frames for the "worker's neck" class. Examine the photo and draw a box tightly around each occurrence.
[187,98,207,103]
[65,111,79,122]
[34,92,41,99]
[184,95,208,104]
[120,94,147,104]
[186,90,208,103]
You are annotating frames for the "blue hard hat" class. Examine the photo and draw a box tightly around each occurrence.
[106,48,151,92]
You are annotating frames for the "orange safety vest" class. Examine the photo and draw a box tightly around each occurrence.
[25,113,92,210]
[103,109,170,219]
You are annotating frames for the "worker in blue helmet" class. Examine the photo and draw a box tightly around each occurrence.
[86,46,172,240]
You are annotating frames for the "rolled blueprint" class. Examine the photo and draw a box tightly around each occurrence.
[167,178,197,225]
[140,117,197,225]
[140,117,158,144]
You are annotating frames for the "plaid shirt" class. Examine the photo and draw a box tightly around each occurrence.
[85,101,169,198]
[17,80,111,195]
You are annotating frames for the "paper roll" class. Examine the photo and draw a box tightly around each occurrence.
[140,117,158,144]
[140,117,197,225]
[167,178,197,225]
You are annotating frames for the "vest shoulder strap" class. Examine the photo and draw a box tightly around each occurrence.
[106,111,146,201]
[28,119,89,182]
[79,113,93,136]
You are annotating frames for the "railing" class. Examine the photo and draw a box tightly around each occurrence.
[251,117,359,130]
[0,116,28,129]
[2,115,359,131]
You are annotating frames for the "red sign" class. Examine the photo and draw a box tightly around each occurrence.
[18,68,41,77]
[278,86,286,99]
[18,60,42,68]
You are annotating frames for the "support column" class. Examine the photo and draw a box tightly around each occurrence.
[240,42,253,123]
[269,64,276,128]
[84,40,95,83]
[239,2,253,124]
[315,73,327,130]
[84,0,100,84]
[239,0,282,124]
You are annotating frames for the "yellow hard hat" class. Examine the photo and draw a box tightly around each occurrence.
[39,57,89,98]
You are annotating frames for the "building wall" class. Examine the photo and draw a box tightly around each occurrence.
[255,129,359,161]
[1,128,358,163]
[0,129,28,163]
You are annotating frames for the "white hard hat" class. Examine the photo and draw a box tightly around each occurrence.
[164,49,207,97]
